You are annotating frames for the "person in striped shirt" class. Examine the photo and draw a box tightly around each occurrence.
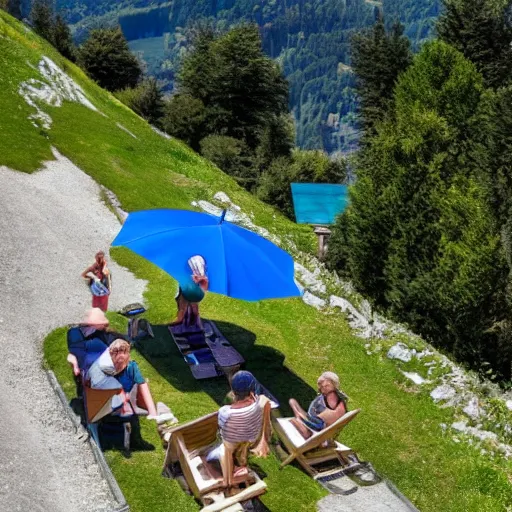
[207,371,270,468]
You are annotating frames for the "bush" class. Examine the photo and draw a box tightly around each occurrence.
[161,94,205,150]
[115,79,164,126]
[199,135,253,186]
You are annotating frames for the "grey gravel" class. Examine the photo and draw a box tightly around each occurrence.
[0,148,147,512]
[317,482,416,512]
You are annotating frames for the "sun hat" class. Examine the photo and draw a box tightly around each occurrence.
[231,370,256,394]
[82,308,109,326]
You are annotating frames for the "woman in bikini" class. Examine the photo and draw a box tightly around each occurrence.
[289,371,348,439]
[82,251,111,312]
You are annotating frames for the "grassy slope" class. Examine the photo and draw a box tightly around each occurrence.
[1,11,511,512]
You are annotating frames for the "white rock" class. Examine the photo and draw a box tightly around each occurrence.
[401,371,426,385]
[302,291,326,309]
[451,421,468,433]
[19,56,98,129]
[431,385,456,403]
[213,191,232,204]
[116,122,137,139]
[463,396,481,420]
[295,263,326,294]
[151,125,171,139]
[387,342,413,362]
[506,400,512,411]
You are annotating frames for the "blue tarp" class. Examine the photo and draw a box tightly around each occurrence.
[291,183,349,225]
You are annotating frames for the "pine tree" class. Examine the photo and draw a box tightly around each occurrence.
[437,0,512,88]
[78,27,142,91]
[329,40,512,379]
[30,0,54,44]
[178,24,289,151]
[53,14,75,61]
[351,18,412,138]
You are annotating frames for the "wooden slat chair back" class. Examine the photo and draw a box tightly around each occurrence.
[163,407,270,507]
[273,408,361,477]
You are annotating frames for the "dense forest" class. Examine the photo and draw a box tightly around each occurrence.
[50,0,439,153]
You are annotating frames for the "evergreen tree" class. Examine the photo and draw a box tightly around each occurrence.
[30,0,54,44]
[53,14,75,61]
[78,27,142,92]
[178,24,289,151]
[437,0,512,89]
[351,18,412,138]
[328,40,512,378]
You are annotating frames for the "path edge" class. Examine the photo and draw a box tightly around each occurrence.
[46,369,129,512]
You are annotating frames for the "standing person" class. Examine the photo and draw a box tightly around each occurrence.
[82,251,111,312]
[171,255,209,329]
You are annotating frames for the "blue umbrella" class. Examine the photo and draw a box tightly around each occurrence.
[111,209,301,301]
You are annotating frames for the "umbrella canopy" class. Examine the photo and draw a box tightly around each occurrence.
[111,209,301,301]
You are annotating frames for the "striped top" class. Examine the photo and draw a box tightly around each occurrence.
[218,397,264,444]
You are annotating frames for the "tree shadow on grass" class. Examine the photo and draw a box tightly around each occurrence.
[135,319,317,415]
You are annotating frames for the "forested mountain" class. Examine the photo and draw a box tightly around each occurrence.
[53,0,439,152]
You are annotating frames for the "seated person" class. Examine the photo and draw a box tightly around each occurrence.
[86,338,168,421]
[207,371,271,484]
[289,371,348,439]
[66,307,123,378]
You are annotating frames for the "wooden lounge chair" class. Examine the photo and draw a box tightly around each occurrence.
[272,409,361,478]
[163,409,268,511]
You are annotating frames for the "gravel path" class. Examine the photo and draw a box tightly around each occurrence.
[0,148,146,512]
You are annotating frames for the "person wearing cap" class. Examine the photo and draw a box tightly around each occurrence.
[289,371,348,439]
[206,370,271,471]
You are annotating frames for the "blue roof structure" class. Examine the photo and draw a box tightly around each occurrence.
[291,183,349,225]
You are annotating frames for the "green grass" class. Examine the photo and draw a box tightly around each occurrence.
[2,11,511,512]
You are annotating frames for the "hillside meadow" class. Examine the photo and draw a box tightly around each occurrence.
[1,11,511,512]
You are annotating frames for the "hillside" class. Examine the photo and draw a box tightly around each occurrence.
[51,0,439,154]
[2,10,512,512]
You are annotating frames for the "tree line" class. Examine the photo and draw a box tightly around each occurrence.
[328,0,512,383]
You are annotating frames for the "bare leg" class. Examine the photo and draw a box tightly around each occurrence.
[290,418,313,439]
[170,295,188,325]
[289,398,308,420]
[190,303,204,330]
[289,398,313,439]
[137,382,157,417]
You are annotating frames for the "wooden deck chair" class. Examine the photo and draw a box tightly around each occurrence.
[163,408,268,511]
[273,409,361,478]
